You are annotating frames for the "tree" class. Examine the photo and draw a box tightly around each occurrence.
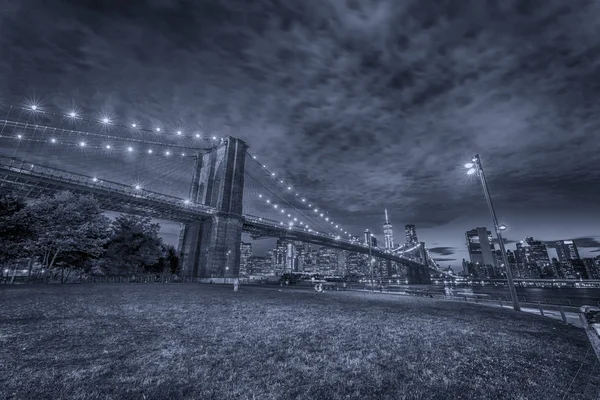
[166,245,180,275]
[26,191,111,282]
[147,245,180,276]
[103,214,164,276]
[0,188,35,265]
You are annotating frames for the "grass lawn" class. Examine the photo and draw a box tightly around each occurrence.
[1,284,599,400]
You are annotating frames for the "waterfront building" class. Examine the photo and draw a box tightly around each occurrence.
[383,209,394,250]
[405,224,418,245]
[466,227,497,267]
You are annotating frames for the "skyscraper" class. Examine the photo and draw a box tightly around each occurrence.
[383,209,394,249]
[240,242,253,277]
[364,229,371,246]
[466,227,496,267]
[405,224,418,245]
[516,237,550,267]
[555,240,580,261]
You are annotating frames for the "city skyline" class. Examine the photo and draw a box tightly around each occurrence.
[2,0,600,266]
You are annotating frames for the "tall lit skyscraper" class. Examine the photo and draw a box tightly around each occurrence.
[240,242,253,277]
[516,237,550,267]
[555,240,580,261]
[383,209,394,249]
[466,227,496,266]
[405,224,418,245]
[364,229,371,246]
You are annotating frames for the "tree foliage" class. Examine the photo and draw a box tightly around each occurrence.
[26,191,111,272]
[0,188,35,264]
[102,214,164,275]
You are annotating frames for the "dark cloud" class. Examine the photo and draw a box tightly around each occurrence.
[1,0,599,264]
[544,237,600,248]
[433,258,458,263]
[428,247,455,256]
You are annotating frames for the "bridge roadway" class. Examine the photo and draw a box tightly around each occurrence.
[0,155,431,268]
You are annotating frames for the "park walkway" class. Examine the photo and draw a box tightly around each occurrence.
[352,288,584,328]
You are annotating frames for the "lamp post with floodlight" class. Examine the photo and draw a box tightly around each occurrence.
[465,155,520,311]
[368,233,374,291]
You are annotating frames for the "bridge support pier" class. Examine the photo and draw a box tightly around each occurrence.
[407,264,432,284]
[179,137,248,282]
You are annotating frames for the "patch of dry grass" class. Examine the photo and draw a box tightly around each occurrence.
[0,284,598,399]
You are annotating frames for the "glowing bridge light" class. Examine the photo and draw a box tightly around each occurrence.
[68,111,77,118]
[50,138,56,143]
[127,147,133,152]
[281,210,284,213]
[184,199,190,205]
[266,200,270,203]
[287,214,291,217]
[464,163,474,169]
[280,222,283,225]
[101,118,110,124]
[335,225,338,228]
[467,168,476,175]
[258,194,262,198]
[30,105,38,111]
[280,180,284,184]
[320,213,323,217]
[274,204,278,208]
[17,134,22,139]
[181,153,185,156]
[105,145,111,149]
[287,187,291,190]
[79,141,86,147]
[165,151,171,156]
[271,172,275,176]
[134,185,141,190]
[212,136,217,140]
[302,199,306,202]
[155,128,161,132]
[314,209,318,212]
[92,177,98,182]
[293,217,297,221]
[325,217,329,221]
[176,130,182,135]
[195,133,200,138]
[148,149,153,154]
[252,155,257,159]
[132,123,137,128]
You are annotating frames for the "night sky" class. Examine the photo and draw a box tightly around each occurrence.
[2,0,600,269]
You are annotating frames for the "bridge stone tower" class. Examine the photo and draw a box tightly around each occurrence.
[178,136,248,283]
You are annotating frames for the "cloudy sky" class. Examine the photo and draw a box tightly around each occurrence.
[1,0,600,269]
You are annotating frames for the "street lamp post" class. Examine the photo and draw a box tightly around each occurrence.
[466,155,521,311]
[368,233,374,292]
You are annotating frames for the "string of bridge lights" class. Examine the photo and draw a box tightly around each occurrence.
[2,133,195,158]
[1,118,201,151]
[248,151,352,239]
[2,103,224,144]
[5,103,353,239]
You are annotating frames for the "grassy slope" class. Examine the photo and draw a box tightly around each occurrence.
[1,284,598,400]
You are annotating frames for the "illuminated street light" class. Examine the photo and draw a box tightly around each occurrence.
[465,154,520,312]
